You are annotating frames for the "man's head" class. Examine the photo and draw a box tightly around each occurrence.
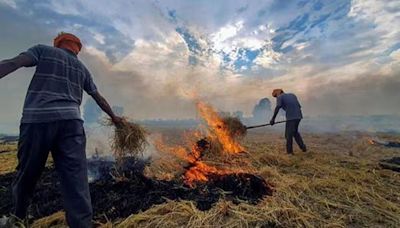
[53,32,82,55]
[272,89,284,98]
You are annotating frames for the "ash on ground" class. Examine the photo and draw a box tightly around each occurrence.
[0,157,273,223]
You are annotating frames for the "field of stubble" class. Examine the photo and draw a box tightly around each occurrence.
[1,129,399,227]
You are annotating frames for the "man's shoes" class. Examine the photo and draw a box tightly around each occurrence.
[287,152,294,155]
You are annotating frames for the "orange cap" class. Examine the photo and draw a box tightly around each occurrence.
[53,32,82,53]
[272,89,283,97]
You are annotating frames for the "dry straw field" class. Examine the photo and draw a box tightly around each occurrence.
[1,130,399,227]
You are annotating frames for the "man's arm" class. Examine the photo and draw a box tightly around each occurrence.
[0,54,34,79]
[90,91,123,125]
[270,97,282,125]
[270,106,280,125]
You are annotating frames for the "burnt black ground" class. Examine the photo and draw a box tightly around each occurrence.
[0,158,273,223]
[379,157,400,172]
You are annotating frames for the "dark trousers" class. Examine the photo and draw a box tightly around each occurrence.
[12,120,92,228]
[285,119,306,154]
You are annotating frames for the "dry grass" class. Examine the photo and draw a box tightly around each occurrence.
[113,131,400,228]
[0,144,16,153]
[31,212,66,228]
[0,144,18,175]
[5,131,400,227]
[0,143,55,175]
[105,117,148,163]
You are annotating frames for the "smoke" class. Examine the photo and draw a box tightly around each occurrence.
[83,98,102,124]
[303,70,400,116]
[85,125,113,157]
[79,44,400,122]
[1,2,400,134]
[250,98,272,124]
[77,47,400,158]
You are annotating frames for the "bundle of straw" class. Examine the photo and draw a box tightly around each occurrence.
[106,117,148,161]
[221,116,247,138]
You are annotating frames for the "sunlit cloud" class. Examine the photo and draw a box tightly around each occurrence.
[0,0,399,133]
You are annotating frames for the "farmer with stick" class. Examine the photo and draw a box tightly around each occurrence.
[0,32,123,227]
[270,89,307,155]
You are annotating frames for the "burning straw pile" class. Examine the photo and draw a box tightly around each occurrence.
[196,101,246,154]
[220,116,247,138]
[105,117,148,162]
[150,101,254,187]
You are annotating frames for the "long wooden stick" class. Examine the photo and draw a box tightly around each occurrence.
[246,120,287,129]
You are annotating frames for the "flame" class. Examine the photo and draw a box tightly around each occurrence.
[183,140,234,187]
[152,100,245,187]
[368,139,376,145]
[196,100,244,154]
[153,135,226,186]
[184,161,220,185]
[153,137,188,161]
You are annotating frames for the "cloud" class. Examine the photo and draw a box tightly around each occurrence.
[390,49,400,61]
[0,0,16,8]
[211,20,245,51]
[1,0,400,134]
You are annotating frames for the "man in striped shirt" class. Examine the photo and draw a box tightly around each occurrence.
[0,33,123,227]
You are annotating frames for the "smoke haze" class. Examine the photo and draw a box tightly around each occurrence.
[0,0,399,134]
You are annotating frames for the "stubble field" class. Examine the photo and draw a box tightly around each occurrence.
[0,129,399,227]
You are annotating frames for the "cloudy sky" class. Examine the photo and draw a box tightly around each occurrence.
[0,0,399,133]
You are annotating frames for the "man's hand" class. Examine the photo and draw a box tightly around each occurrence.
[270,105,281,126]
[270,119,275,125]
[91,91,124,126]
[111,116,124,128]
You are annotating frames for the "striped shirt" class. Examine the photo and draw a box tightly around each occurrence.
[20,45,97,123]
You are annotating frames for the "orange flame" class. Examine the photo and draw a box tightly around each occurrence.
[196,100,244,154]
[368,139,376,145]
[152,100,245,187]
[183,141,231,187]
[184,161,220,185]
